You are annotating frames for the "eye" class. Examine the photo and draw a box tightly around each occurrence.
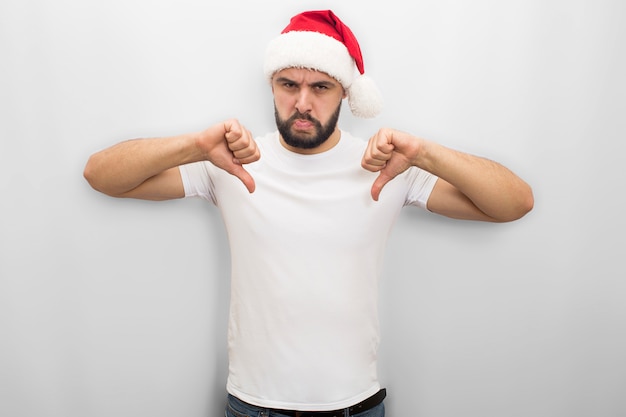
[313,84,329,91]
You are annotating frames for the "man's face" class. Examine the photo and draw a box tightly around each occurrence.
[272,68,345,154]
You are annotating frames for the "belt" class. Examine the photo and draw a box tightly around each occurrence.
[274,389,387,417]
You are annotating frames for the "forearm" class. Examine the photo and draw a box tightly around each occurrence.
[415,141,534,222]
[84,132,202,197]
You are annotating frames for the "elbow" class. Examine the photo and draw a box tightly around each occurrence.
[522,188,535,216]
[513,193,534,221]
[83,157,98,190]
[83,155,115,196]
[518,183,535,218]
[498,185,535,222]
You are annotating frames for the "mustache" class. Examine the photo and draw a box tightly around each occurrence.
[288,111,316,123]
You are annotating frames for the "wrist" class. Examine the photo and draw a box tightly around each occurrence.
[165,131,207,164]
[191,127,219,162]
[409,137,435,170]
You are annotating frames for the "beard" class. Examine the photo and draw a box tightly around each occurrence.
[274,103,341,150]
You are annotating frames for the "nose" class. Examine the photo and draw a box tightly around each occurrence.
[294,88,313,114]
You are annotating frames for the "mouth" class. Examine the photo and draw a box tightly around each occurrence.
[292,119,314,130]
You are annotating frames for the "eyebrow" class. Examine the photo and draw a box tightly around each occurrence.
[311,81,336,89]
[274,77,295,84]
[274,77,337,89]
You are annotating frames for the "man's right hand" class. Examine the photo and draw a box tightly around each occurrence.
[197,119,260,193]
[84,119,260,200]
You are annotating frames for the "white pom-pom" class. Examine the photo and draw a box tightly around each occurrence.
[347,74,383,118]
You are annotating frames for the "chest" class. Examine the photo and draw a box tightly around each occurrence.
[214,161,408,250]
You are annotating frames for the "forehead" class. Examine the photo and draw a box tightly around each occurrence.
[273,67,340,85]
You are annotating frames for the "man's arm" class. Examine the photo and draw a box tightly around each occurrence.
[361,128,534,222]
[83,119,260,200]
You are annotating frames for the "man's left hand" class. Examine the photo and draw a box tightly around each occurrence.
[361,128,422,201]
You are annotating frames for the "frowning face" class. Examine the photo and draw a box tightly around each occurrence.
[272,67,346,154]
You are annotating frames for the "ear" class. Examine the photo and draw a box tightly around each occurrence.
[270,73,277,94]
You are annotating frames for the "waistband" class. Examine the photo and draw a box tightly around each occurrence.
[264,389,386,417]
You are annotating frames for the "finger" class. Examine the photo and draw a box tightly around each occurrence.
[225,122,245,149]
[233,146,261,165]
[371,141,394,162]
[224,120,243,143]
[231,130,260,163]
[361,155,387,172]
[229,138,253,154]
[362,133,393,169]
[372,129,394,155]
[361,144,392,171]
[361,158,385,172]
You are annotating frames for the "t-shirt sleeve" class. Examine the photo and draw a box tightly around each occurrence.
[403,167,439,209]
[178,161,217,204]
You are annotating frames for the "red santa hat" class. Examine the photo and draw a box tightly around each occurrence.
[264,10,383,118]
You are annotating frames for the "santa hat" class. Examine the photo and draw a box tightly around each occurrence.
[264,10,383,118]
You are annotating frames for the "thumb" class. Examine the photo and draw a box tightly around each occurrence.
[371,171,394,201]
[227,162,256,193]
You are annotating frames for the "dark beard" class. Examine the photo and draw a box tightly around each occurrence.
[275,103,341,150]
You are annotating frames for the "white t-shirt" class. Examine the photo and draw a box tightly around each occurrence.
[179,130,438,411]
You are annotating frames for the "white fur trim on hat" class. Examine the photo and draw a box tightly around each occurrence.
[264,31,355,87]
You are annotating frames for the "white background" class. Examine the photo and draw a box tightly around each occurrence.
[1,0,624,416]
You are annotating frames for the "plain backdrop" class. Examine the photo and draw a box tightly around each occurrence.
[1,0,624,416]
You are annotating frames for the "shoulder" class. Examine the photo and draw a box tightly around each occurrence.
[254,131,280,150]
[339,130,367,151]
[331,130,367,163]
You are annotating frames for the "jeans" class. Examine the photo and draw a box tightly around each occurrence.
[225,394,385,417]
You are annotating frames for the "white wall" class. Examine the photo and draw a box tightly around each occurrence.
[1,0,624,416]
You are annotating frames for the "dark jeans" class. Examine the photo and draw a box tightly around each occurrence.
[225,394,385,417]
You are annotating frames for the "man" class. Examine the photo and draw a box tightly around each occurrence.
[84,10,533,417]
